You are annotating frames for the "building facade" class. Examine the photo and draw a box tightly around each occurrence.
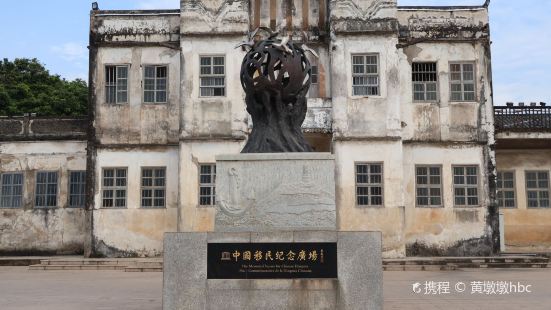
[4,0,546,258]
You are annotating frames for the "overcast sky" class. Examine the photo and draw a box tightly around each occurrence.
[0,0,549,105]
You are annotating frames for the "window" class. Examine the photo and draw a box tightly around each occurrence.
[497,171,516,208]
[352,54,379,96]
[526,171,550,208]
[415,166,442,207]
[141,167,166,208]
[105,65,129,104]
[144,65,167,103]
[311,65,318,84]
[0,173,23,208]
[450,62,475,101]
[200,56,225,97]
[453,166,479,206]
[412,62,438,101]
[102,168,127,208]
[355,163,383,206]
[35,171,58,208]
[69,171,86,208]
[199,164,216,206]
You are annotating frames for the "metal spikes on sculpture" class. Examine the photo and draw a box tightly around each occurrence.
[236,29,318,153]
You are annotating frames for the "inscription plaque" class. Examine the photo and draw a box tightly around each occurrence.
[207,242,337,279]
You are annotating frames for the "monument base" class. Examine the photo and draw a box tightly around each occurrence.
[163,231,382,310]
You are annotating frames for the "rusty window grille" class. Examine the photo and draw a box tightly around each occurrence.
[0,173,23,208]
[415,166,442,207]
[453,166,479,207]
[352,54,379,96]
[494,106,551,131]
[102,168,127,208]
[199,164,216,206]
[412,62,438,101]
[355,163,383,206]
[497,171,516,208]
[105,65,128,103]
[526,171,550,208]
[200,56,225,97]
[141,167,166,208]
[35,171,58,208]
[144,65,167,103]
[450,62,476,101]
[69,171,86,208]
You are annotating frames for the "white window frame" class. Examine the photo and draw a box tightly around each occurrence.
[412,62,439,102]
[0,172,24,208]
[351,54,380,97]
[199,55,226,97]
[415,165,443,208]
[141,167,166,208]
[101,167,127,208]
[497,171,516,208]
[198,164,216,207]
[449,62,476,102]
[355,162,384,207]
[453,165,480,207]
[105,64,129,104]
[143,65,168,104]
[35,171,58,208]
[68,171,86,208]
[525,170,550,208]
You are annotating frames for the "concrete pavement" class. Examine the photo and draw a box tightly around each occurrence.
[1,267,551,309]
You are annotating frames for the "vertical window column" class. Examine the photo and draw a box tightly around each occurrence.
[141,167,166,208]
[416,166,442,207]
[102,168,127,208]
[497,171,516,208]
[412,62,438,101]
[200,56,225,97]
[453,166,479,207]
[144,65,167,103]
[355,163,383,206]
[105,65,129,104]
[352,54,379,96]
[199,164,216,206]
[450,63,475,101]
[69,171,86,208]
[35,171,58,208]
[526,171,550,208]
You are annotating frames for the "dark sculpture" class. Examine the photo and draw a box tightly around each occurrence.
[238,31,315,153]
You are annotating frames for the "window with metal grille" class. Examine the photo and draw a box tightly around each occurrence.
[311,65,318,84]
[450,63,476,101]
[355,163,383,206]
[199,164,216,206]
[69,171,86,208]
[526,171,550,208]
[144,65,167,103]
[412,62,438,101]
[141,167,166,208]
[453,166,479,206]
[200,56,225,97]
[416,166,442,207]
[497,171,516,208]
[105,65,129,103]
[102,168,127,208]
[352,54,379,96]
[35,171,58,208]
[0,173,23,208]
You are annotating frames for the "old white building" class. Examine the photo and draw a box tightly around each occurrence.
[8,0,549,258]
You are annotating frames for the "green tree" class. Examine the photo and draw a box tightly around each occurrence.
[0,58,87,116]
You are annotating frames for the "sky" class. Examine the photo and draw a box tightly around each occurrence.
[0,0,549,105]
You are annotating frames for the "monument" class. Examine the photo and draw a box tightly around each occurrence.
[163,31,382,310]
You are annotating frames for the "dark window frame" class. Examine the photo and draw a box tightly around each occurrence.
[452,165,480,207]
[141,167,167,208]
[0,172,24,209]
[198,164,216,207]
[143,65,168,104]
[497,170,516,208]
[101,167,128,208]
[412,62,439,102]
[68,171,86,208]
[351,54,380,96]
[105,64,129,104]
[355,162,384,207]
[415,165,443,208]
[525,170,550,208]
[35,171,58,208]
[199,55,226,97]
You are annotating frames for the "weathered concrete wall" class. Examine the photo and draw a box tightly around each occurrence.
[92,11,180,44]
[0,141,86,255]
[93,46,181,144]
[90,147,179,257]
[496,149,551,252]
[334,141,405,258]
[179,141,244,232]
[403,144,491,256]
[399,42,489,142]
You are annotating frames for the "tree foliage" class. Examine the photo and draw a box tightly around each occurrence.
[0,58,87,116]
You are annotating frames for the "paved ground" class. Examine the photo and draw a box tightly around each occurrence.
[1,267,550,309]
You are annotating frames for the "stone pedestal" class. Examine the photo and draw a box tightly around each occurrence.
[163,153,382,310]
[163,231,382,310]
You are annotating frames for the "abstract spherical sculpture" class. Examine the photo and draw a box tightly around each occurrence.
[239,36,314,153]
